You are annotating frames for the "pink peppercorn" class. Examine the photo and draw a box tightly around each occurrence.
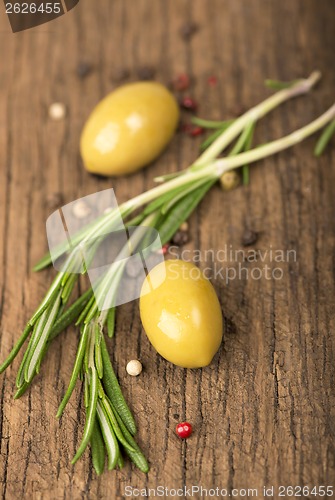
[181,96,197,111]
[176,422,192,439]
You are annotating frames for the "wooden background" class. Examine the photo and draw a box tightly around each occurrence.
[0,0,334,498]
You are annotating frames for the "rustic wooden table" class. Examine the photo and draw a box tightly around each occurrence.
[0,1,334,498]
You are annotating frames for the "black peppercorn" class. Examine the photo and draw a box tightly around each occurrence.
[136,66,156,80]
[47,192,64,210]
[179,22,199,41]
[241,229,258,247]
[172,230,190,246]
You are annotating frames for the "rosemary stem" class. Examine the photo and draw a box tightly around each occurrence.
[190,70,321,168]
[191,117,234,129]
[52,74,322,258]
[120,103,333,212]
[212,103,335,176]
[33,89,333,275]
[60,100,333,260]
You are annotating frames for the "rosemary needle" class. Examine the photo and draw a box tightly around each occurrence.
[94,325,103,379]
[191,117,234,129]
[110,400,149,473]
[314,118,335,156]
[25,291,62,383]
[102,397,136,453]
[90,420,106,475]
[71,366,99,464]
[57,324,90,418]
[97,401,119,470]
[50,287,94,340]
[106,308,115,338]
[100,336,136,435]
[0,323,32,374]
[265,78,300,90]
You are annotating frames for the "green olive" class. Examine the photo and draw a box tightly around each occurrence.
[80,82,179,176]
[140,259,223,368]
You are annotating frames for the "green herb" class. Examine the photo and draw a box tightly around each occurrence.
[97,401,119,470]
[106,308,115,338]
[110,400,149,473]
[50,288,93,340]
[241,122,255,185]
[200,122,234,152]
[0,323,32,374]
[227,121,255,186]
[101,397,136,453]
[191,116,234,129]
[265,78,300,90]
[314,118,335,156]
[94,325,104,379]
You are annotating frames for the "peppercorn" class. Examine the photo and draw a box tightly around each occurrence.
[158,243,170,255]
[76,62,93,79]
[180,96,198,111]
[181,123,193,134]
[172,73,191,91]
[47,192,64,210]
[241,229,258,247]
[125,260,143,278]
[179,22,199,41]
[190,126,204,137]
[111,68,130,83]
[49,102,66,121]
[136,65,156,80]
[72,200,91,219]
[220,171,240,191]
[176,422,192,439]
[172,230,189,246]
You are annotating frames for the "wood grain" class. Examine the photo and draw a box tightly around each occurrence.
[0,0,334,498]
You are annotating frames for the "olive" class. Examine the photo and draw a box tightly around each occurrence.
[139,259,223,368]
[80,82,179,176]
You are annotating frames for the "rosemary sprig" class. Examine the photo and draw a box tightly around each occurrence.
[0,72,334,476]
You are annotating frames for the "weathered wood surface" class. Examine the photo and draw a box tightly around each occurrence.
[0,1,334,498]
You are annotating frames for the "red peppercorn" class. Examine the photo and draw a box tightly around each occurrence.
[159,243,170,255]
[172,73,190,91]
[180,96,197,111]
[176,422,192,439]
[207,75,218,87]
[190,126,204,137]
[181,123,204,137]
